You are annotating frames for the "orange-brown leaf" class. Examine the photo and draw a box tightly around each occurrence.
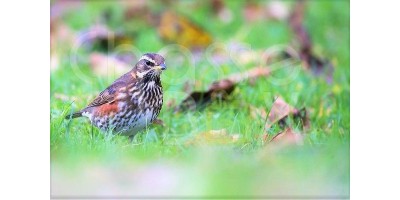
[158,11,212,49]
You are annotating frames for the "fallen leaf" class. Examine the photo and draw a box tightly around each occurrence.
[176,87,234,112]
[157,11,213,49]
[269,128,304,146]
[266,97,295,128]
[210,0,224,16]
[77,25,134,53]
[176,67,270,112]
[265,96,310,130]
[211,0,233,23]
[292,107,310,130]
[288,0,334,83]
[122,0,150,21]
[186,129,240,146]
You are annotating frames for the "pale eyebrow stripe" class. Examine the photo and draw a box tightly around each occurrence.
[140,55,156,64]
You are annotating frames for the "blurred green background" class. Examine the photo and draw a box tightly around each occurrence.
[51,0,349,198]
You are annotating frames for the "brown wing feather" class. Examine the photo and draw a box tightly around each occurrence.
[82,71,137,111]
[86,81,125,108]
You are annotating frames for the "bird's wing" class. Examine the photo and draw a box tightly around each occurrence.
[86,81,126,108]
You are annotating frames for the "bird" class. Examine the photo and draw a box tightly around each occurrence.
[66,53,166,139]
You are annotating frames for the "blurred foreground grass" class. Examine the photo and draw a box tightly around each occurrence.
[51,0,349,197]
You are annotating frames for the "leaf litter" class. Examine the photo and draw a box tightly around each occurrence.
[287,0,334,83]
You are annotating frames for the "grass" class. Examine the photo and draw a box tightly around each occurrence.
[50,0,350,197]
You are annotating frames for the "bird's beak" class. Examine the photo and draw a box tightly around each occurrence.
[155,63,167,71]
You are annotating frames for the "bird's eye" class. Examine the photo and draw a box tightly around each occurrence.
[145,61,153,66]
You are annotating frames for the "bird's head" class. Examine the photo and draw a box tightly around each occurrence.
[134,53,166,80]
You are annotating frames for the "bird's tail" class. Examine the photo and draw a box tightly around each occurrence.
[65,111,82,119]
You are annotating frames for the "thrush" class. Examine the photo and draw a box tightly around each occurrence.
[66,53,166,138]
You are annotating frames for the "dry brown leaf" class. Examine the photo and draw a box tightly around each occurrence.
[288,0,334,83]
[186,129,240,146]
[157,11,212,49]
[269,128,304,146]
[78,25,134,52]
[211,0,233,23]
[211,0,224,14]
[122,0,149,21]
[293,107,310,130]
[176,67,270,112]
[265,96,310,130]
[266,97,295,129]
